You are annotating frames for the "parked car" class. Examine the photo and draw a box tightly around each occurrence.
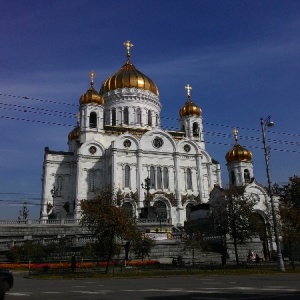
[0,269,14,300]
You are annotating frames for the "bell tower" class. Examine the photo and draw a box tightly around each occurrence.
[225,128,254,186]
[179,84,204,148]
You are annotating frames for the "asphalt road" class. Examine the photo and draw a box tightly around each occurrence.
[6,272,300,300]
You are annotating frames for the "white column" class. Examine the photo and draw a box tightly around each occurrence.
[196,153,203,203]
[41,160,51,220]
[137,149,143,209]
[173,153,182,208]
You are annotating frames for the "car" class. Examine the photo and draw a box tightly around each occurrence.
[0,269,14,300]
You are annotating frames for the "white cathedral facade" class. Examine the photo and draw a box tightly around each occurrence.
[39,41,273,250]
[40,41,222,227]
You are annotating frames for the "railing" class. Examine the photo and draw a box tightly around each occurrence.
[0,219,81,226]
[0,218,173,226]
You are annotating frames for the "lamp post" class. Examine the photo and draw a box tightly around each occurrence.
[141,177,151,207]
[260,116,285,272]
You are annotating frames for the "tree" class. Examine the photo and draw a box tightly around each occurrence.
[131,236,155,260]
[274,175,300,268]
[212,186,258,265]
[80,186,140,273]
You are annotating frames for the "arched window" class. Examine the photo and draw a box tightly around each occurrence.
[157,167,162,189]
[125,165,130,188]
[88,171,95,192]
[181,125,185,132]
[163,167,169,189]
[193,122,199,136]
[155,114,159,126]
[244,169,251,183]
[150,166,156,189]
[55,176,63,197]
[124,107,129,125]
[231,171,236,185]
[136,108,141,124]
[187,168,193,190]
[89,112,97,128]
[112,109,116,126]
[148,110,152,126]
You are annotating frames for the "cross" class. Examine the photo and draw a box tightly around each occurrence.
[233,128,239,143]
[123,40,134,59]
[89,70,96,85]
[185,84,192,97]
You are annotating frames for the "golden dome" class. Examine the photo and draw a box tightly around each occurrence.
[79,85,104,105]
[225,128,252,163]
[179,98,202,117]
[179,84,201,117]
[80,71,104,105]
[100,40,159,96]
[68,126,80,141]
[100,61,159,96]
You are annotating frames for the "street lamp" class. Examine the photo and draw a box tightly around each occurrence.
[260,116,285,272]
[141,177,151,207]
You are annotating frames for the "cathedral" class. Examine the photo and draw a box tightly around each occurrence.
[40,41,222,227]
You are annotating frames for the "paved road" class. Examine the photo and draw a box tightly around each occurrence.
[6,272,300,299]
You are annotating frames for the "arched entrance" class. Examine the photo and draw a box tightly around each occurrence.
[122,202,134,218]
[153,200,167,219]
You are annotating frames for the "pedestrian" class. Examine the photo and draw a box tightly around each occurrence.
[255,254,260,263]
[71,255,76,272]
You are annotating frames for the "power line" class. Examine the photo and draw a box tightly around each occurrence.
[1,92,300,138]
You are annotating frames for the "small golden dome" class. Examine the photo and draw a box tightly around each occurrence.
[79,71,104,105]
[179,99,202,117]
[225,128,252,163]
[79,85,104,105]
[179,84,201,117]
[68,126,80,141]
[100,41,159,96]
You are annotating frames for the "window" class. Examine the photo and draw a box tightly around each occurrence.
[244,169,251,183]
[150,166,156,189]
[181,125,185,132]
[193,122,199,136]
[112,109,116,126]
[163,167,169,189]
[56,176,63,197]
[231,171,236,185]
[148,110,152,126]
[153,200,167,218]
[157,167,162,189]
[88,171,95,192]
[156,114,159,126]
[124,107,129,125]
[125,165,130,188]
[187,168,193,190]
[136,108,141,124]
[89,112,97,128]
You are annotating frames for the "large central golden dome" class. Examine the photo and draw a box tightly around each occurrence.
[100,61,159,96]
[100,40,159,96]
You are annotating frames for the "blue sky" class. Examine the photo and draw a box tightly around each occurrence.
[0,0,299,220]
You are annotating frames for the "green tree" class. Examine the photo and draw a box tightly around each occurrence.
[212,186,258,265]
[80,186,140,273]
[274,175,300,268]
[131,236,155,260]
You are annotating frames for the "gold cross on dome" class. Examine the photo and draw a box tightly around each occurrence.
[89,70,96,85]
[233,128,239,143]
[123,40,133,59]
[185,84,192,97]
